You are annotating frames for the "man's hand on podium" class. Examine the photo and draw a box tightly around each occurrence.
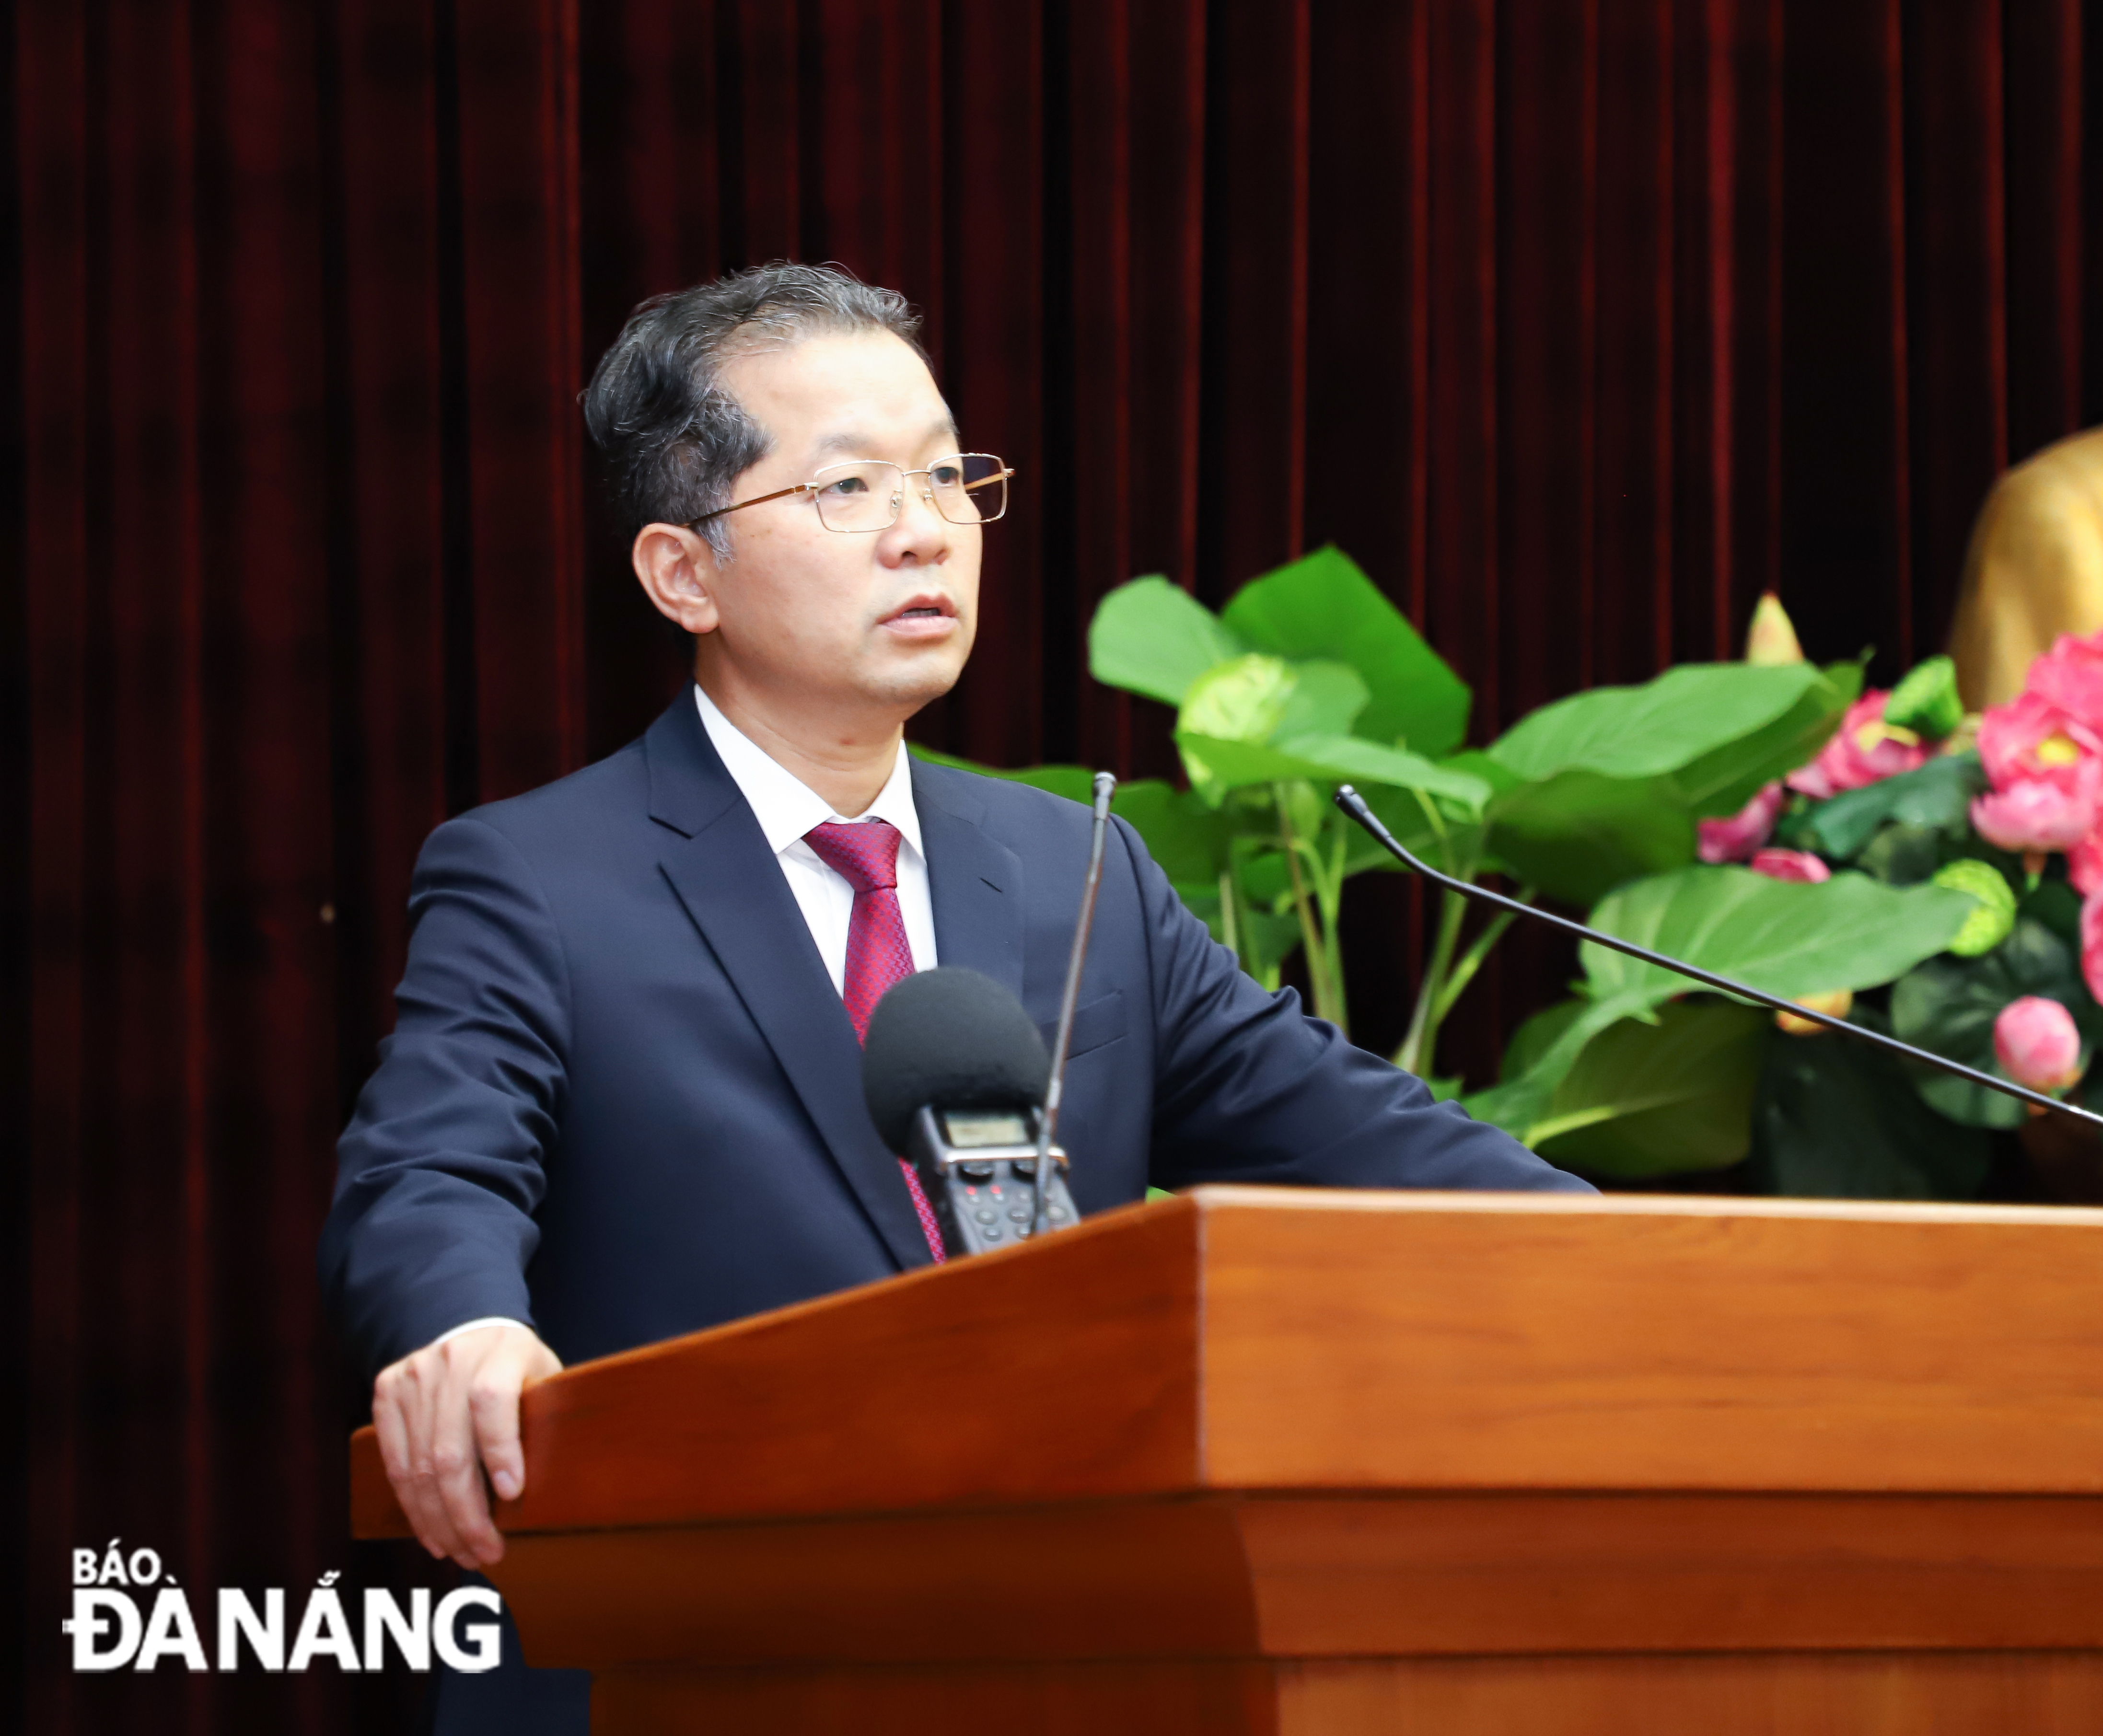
[371,1321,562,1569]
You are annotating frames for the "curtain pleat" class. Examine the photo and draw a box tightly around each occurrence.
[13,5,2101,1726]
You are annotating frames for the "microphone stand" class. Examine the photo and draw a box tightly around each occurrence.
[1035,772,1118,1232]
[1333,784,2103,1133]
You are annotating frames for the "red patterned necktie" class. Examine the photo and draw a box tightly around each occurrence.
[802,818,946,1264]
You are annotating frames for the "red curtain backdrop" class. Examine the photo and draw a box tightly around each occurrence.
[10,2,2096,1728]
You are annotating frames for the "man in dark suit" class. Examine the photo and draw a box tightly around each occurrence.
[321,262,1587,1731]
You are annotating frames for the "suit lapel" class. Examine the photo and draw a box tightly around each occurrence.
[645,697,934,1271]
[914,757,1026,1004]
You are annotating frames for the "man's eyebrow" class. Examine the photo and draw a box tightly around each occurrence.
[808,418,961,461]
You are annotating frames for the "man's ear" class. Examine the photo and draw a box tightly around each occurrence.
[632,523,722,636]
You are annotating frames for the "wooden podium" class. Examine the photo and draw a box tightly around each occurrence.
[351,1187,2103,1733]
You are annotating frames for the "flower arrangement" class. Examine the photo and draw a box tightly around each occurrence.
[1684,616,2103,1197]
[921,548,2100,1200]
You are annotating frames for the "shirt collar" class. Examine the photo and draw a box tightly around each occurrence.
[693,683,924,861]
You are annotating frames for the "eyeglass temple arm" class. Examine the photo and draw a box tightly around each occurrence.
[688,482,809,527]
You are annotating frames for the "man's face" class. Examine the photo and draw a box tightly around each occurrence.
[686,330,980,728]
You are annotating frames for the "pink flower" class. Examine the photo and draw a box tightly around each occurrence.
[2072,832,2103,898]
[1698,782,1786,864]
[2084,888,2103,1005]
[1993,995,2084,1092]
[1970,761,2103,853]
[1975,691,2102,792]
[2026,629,2103,735]
[1749,847,1831,883]
[1786,691,1932,799]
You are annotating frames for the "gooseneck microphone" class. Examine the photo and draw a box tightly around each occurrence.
[862,967,1084,1256]
[1034,771,1118,1234]
[1335,784,2103,1132]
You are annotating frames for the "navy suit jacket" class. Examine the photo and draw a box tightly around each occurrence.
[322,691,1587,1380]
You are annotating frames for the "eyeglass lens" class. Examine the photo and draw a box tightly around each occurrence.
[807,454,1007,532]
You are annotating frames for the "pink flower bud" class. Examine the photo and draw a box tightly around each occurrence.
[1698,782,1786,864]
[1749,847,1830,884]
[1992,996,2084,1092]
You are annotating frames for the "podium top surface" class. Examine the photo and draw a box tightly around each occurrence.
[350,1187,2103,1539]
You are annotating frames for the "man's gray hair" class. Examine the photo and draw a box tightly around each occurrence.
[581,261,927,557]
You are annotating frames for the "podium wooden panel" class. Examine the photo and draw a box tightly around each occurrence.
[350,1187,2103,1733]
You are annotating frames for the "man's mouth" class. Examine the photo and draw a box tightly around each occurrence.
[879,594,957,628]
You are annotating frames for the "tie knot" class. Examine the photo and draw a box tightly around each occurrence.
[804,818,902,894]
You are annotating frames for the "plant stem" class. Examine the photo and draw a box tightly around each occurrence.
[1407,787,1456,876]
[1432,897,1528,1025]
[1218,865,1242,962]
[1396,887,1467,1076]
[1274,783,1342,1029]
[1317,814,1349,1027]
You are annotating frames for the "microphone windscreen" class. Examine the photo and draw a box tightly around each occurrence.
[861,967,1051,1154]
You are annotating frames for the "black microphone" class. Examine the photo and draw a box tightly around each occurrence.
[1334,784,2103,1133]
[862,967,1084,1257]
[1034,771,1118,1233]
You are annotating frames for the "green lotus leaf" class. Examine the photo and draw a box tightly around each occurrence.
[1219,545,1471,755]
[1669,661,1862,818]
[1488,661,1856,815]
[1526,999,1769,1177]
[1460,995,1639,1137]
[1582,865,1977,1016]
[1176,730,1491,808]
[1278,660,1371,738]
[1088,575,1248,706]
[1487,772,1696,908]
[1499,998,1588,1084]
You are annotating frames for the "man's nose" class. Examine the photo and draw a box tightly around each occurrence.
[879,481,952,564]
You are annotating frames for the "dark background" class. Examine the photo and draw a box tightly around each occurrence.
[9,0,2097,1728]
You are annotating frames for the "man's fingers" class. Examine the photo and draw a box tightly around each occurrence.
[375,1361,455,1562]
[469,1358,527,1504]
[373,1325,558,1571]
[371,1375,414,1488]
[428,1359,503,1568]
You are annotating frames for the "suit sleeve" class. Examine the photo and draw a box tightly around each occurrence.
[318,815,572,1377]
[1117,818,1594,1194]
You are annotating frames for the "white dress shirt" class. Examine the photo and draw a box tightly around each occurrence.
[691,683,938,993]
[427,684,937,1352]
